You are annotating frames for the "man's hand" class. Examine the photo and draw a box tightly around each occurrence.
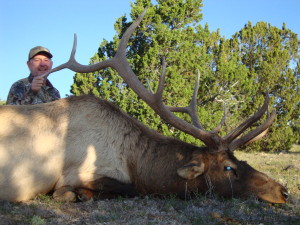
[31,76,45,93]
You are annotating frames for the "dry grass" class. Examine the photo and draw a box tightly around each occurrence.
[0,147,299,225]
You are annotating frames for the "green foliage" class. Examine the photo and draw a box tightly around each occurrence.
[230,22,300,151]
[30,215,46,225]
[71,0,299,152]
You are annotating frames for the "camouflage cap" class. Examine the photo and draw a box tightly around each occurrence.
[28,46,53,60]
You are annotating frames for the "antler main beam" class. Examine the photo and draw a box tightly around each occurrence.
[40,9,276,151]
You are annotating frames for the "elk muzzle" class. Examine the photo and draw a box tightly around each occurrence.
[251,172,288,203]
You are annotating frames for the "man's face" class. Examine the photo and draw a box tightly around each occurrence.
[27,53,53,76]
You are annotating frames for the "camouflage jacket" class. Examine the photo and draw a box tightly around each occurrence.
[6,74,60,105]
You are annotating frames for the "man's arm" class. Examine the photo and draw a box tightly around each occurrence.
[6,81,33,105]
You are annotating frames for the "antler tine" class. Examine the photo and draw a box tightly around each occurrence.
[155,56,167,98]
[189,70,203,129]
[212,103,227,133]
[167,70,203,129]
[224,93,271,144]
[228,110,276,151]
[39,34,78,79]
[115,9,147,59]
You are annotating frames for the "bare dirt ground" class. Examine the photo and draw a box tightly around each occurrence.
[0,147,299,225]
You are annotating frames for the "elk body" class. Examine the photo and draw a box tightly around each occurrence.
[0,10,288,203]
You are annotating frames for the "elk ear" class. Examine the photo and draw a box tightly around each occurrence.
[177,162,205,180]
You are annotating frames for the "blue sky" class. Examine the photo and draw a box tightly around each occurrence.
[0,0,299,101]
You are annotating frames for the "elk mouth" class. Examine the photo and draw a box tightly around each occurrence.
[256,187,288,204]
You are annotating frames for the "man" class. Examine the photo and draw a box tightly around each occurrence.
[6,46,60,105]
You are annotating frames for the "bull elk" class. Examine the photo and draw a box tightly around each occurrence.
[0,10,288,203]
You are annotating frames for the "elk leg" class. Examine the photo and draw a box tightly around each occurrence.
[75,177,138,201]
[52,185,76,202]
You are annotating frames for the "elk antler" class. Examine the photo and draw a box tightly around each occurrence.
[42,9,276,152]
[226,94,276,151]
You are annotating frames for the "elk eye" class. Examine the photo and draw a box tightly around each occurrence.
[225,166,234,171]
[224,166,238,177]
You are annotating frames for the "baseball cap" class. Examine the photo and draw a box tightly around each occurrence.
[28,46,53,60]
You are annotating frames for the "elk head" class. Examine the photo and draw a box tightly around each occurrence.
[42,9,288,203]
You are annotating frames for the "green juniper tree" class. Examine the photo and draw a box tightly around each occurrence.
[229,22,300,151]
